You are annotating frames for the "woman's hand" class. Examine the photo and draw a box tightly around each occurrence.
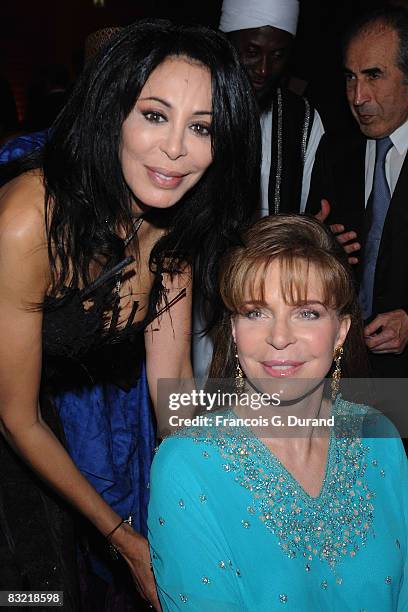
[112,525,161,611]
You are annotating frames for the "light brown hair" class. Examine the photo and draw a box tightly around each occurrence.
[209,214,368,380]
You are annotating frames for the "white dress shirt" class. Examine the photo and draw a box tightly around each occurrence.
[364,118,408,205]
[260,108,325,215]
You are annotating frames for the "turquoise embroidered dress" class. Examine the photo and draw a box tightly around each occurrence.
[148,398,408,611]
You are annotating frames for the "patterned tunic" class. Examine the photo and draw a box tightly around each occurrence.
[148,396,408,611]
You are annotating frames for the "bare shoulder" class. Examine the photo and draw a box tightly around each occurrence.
[0,171,47,253]
[0,172,49,298]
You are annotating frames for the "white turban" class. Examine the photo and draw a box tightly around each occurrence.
[219,0,299,36]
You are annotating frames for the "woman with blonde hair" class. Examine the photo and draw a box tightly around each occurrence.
[149,215,408,611]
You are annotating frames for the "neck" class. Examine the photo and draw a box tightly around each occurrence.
[233,379,332,444]
[131,198,144,217]
[268,384,332,462]
[257,86,278,114]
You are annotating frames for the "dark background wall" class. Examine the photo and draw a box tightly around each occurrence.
[0,0,386,128]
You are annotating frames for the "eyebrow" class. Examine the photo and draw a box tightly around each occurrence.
[361,66,384,77]
[344,66,384,77]
[295,300,327,307]
[240,300,265,306]
[138,96,212,115]
[247,41,286,51]
[239,299,327,307]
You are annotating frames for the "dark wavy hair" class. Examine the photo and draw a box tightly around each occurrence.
[210,215,369,381]
[3,19,260,325]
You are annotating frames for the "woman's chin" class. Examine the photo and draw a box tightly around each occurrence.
[246,376,324,404]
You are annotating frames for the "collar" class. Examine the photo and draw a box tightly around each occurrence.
[389,118,408,155]
[367,118,408,156]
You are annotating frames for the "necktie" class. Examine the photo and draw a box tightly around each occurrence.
[359,137,393,320]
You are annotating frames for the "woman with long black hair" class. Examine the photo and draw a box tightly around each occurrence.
[0,20,260,610]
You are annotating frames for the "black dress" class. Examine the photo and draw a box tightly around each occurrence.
[0,254,163,611]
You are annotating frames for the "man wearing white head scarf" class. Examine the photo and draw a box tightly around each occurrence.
[220,0,324,219]
[220,0,299,40]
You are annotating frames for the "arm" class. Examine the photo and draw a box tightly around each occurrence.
[0,177,159,609]
[305,132,330,217]
[145,265,193,415]
[362,417,408,610]
[306,134,361,264]
[397,437,408,611]
[148,439,243,611]
[300,109,324,214]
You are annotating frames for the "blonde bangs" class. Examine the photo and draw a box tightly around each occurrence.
[220,253,272,311]
[279,253,351,312]
[220,249,353,315]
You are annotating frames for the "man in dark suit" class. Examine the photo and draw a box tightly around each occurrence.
[307,7,408,377]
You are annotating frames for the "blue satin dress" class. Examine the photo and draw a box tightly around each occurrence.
[0,130,48,162]
[54,362,154,538]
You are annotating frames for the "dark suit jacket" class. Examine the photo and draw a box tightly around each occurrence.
[306,131,408,376]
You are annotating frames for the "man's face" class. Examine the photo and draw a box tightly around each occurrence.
[230,26,293,110]
[344,26,408,138]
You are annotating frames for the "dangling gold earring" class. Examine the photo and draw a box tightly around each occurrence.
[234,346,245,392]
[331,345,343,401]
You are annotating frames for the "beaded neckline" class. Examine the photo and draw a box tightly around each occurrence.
[252,421,335,503]
[180,396,375,573]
